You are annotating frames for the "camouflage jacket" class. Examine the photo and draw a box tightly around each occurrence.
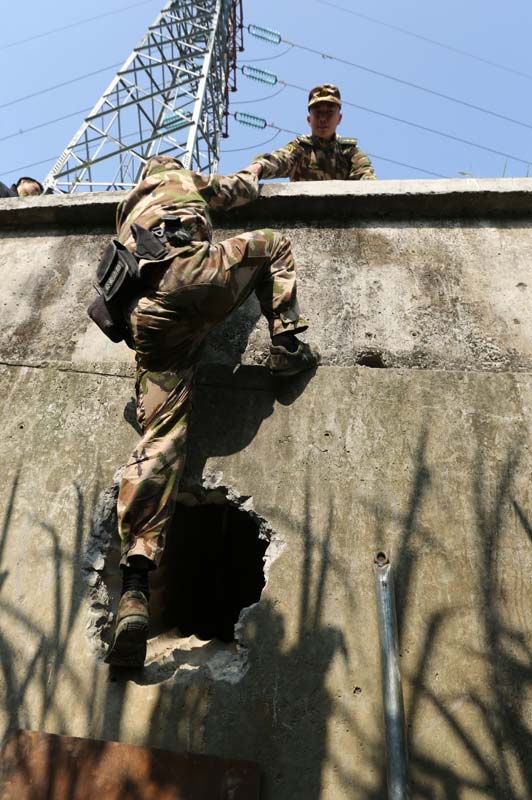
[253,135,376,181]
[116,156,259,250]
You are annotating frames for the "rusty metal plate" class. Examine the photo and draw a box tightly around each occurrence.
[0,730,261,799]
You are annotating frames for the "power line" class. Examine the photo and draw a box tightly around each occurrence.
[316,0,532,83]
[245,29,532,133]
[4,144,446,181]
[0,0,156,51]
[232,85,287,105]
[0,63,122,111]
[229,114,448,177]
[3,110,235,178]
[366,153,447,179]
[7,74,529,180]
[281,80,532,167]
[241,44,294,63]
[3,116,445,181]
[238,56,532,166]
[1,128,278,177]
[1,156,58,178]
[0,108,92,143]
[225,131,447,174]
[221,130,282,152]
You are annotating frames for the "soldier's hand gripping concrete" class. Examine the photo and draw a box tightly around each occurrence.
[88,155,319,667]
[245,84,376,182]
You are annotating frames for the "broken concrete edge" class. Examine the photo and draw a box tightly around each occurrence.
[83,469,285,686]
[2,177,532,229]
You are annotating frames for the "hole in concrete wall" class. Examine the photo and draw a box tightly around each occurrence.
[85,476,279,683]
[356,350,387,368]
[150,496,268,643]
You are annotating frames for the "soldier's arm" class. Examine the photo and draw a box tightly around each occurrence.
[250,139,301,180]
[204,169,260,211]
[348,146,377,181]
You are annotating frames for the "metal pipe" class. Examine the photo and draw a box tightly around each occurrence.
[374,551,410,799]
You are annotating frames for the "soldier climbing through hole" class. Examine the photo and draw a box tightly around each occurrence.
[88,155,319,667]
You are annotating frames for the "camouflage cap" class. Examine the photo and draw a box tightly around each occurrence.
[308,84,341,109]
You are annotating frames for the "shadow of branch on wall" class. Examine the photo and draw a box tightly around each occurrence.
[0,363,324,797]
[124,472,351,798]
[340,426,532,799]
[0,471,138,797]
[2,389,532,799]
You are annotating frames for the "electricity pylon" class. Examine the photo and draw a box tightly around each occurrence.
[44,0,243,192]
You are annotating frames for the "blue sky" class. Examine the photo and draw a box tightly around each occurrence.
[2,0,532,185]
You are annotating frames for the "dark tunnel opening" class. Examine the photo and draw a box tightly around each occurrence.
[151,501,268,643]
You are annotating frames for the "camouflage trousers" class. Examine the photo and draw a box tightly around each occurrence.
[117,229,307,566]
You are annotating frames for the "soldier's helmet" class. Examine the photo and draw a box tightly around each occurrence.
[308,84,341,109]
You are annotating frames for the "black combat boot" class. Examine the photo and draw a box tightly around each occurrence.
[105,557,151,668]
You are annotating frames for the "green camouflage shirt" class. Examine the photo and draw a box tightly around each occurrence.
[253,135,376,181]
[116,156,259,250]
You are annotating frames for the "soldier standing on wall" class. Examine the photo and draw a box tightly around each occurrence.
[89,155,319,668]
[245,84,376,182]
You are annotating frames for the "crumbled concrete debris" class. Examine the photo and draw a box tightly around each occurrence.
[83,473,284,684]
[136,634,250,686]
[82,468,123,660]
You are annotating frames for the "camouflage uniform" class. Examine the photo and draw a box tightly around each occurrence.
[115,156,307,566]
[252,83,375,182]
[253,134,376,182]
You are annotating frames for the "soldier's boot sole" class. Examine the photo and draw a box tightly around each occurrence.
[269,342,321,377]
[271,363,318,377]
[105,615,148,668]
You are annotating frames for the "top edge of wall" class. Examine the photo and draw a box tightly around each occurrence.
[2,177,532,230]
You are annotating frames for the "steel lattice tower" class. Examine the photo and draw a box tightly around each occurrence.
[44,0,243,192]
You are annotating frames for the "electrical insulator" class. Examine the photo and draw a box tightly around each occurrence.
[247,24,282,44]
[235,112,268,129]
[242,65,278,85]
[163,112,192,131]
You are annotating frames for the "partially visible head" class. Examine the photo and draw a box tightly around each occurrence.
[141,155,185,180]
[307,83,342,140]
[16,176,43,197]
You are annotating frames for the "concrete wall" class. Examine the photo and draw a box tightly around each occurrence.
[1,179,532,798]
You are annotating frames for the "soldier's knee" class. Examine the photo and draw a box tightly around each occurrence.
[255,227,275,243]
[262,228,291,253]
[248,228,292,260]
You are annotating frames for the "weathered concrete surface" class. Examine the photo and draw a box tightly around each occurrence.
[3,177,532,228]
[1,362,532,798]
[1,182,532,372]
[1,181,532,798]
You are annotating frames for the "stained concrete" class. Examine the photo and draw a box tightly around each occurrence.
[1,180,532,798]
[1,182,531,373]
[3,177,532,228]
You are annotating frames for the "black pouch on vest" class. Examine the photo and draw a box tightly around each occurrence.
[88,240,141,343]
[87,295,129,343]
[95,239,140,301]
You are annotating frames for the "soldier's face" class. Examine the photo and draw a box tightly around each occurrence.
[307,103,342,139]
[17,180,41,197]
